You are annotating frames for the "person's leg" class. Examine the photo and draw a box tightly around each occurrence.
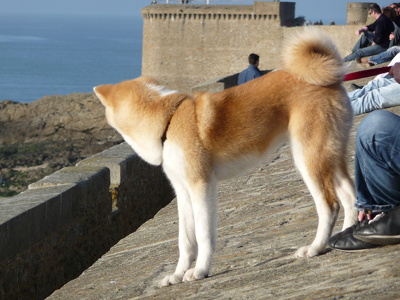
[344,44,388,62]
[370,46,400,65]
[328,110,400,250]
[351,32,374,52]
[348,77,395,99]
[354,110,400,212]
[350,78,400,115]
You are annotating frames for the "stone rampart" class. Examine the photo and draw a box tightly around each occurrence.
[0,143,174,300]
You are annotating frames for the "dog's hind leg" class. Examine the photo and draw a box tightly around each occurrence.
[290,138,340,258]
[334,160,357,230]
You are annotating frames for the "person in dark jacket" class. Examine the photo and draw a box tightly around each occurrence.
[237,53,263,85]
[344,4,394,61]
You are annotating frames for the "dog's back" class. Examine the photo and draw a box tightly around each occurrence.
[192,29,353,181]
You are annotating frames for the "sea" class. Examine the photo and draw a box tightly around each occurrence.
[0,13,143,103]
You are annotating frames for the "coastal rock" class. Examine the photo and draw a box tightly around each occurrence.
[0,93,122,196]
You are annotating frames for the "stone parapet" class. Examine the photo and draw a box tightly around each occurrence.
[0,143,174,300]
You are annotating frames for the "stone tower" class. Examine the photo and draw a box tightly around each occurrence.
[141,1,295,92]
[141,1,374,93]
[346,2,375,25]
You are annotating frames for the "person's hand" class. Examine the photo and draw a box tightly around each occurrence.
[356,27,367,35]
[390,33,395,40]
[389,62,400,83]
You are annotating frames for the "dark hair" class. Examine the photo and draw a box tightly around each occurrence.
[248,53,260,65]
[383,6,396,20]
[370,3,382,14]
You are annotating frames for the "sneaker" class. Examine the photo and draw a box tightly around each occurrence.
[354,206,400,245]
[328,220,380,251]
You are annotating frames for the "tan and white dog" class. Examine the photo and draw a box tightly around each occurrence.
[94,29,357,287]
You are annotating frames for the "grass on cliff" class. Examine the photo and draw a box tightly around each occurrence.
[0,142,79,198]
[0,170,31,197]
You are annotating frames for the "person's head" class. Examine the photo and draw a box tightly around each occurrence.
[383,6,396,20]
[248,53,260,66]
[369,4,382,18]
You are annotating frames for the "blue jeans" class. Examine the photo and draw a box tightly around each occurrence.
[369,46,400,65]
[354,110,400,213]
[344,32,389,62]
[348,77,400,115]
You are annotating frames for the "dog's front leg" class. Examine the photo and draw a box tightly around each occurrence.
[183,178,218,283]
[160,188,197,287]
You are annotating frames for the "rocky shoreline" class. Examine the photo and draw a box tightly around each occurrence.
[0,93,122,197]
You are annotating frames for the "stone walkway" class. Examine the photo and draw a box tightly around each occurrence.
[47,67,400,299]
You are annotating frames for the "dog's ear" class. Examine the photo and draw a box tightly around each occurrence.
[93,84,113,107]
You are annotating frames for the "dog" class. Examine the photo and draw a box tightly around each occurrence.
[94,28,357,287]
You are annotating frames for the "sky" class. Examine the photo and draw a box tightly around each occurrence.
[0,0,392,24]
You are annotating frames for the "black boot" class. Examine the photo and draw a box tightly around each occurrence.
[328,220,380,251]
[354,206,400,245]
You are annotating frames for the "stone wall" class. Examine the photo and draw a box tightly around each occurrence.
[0,143,174,300]
[142,1,371,93]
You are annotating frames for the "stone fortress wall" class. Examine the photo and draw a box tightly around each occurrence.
[142,1,375,93]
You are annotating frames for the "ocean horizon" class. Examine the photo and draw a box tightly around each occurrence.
[0,13,143,103]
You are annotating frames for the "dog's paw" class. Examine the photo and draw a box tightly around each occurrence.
[182,268,208,282]
[159,273,184,287]
[294,245,321,258]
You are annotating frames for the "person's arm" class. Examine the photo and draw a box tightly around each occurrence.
[389,62,400,83]
[356,26,368,35]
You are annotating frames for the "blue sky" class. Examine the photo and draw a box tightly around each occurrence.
[1,0,390,24]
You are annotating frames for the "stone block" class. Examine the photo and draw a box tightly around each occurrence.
[77,143,138,184]
[0,185,77,261]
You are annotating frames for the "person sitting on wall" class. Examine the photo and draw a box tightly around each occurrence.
[390,2,400,26]
[348,53,400,115]
[344,4,394,62]
[237,53,263,85]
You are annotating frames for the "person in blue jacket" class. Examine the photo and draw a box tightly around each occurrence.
[237,53,263,85]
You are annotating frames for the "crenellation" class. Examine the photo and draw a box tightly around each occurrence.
[143,10,280,21]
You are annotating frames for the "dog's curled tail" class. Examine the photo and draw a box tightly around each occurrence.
[280,28,346,86]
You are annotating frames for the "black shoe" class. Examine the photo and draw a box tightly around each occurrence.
[350,83,364,90]
[354,206,400,245]
[328,221,380,251]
